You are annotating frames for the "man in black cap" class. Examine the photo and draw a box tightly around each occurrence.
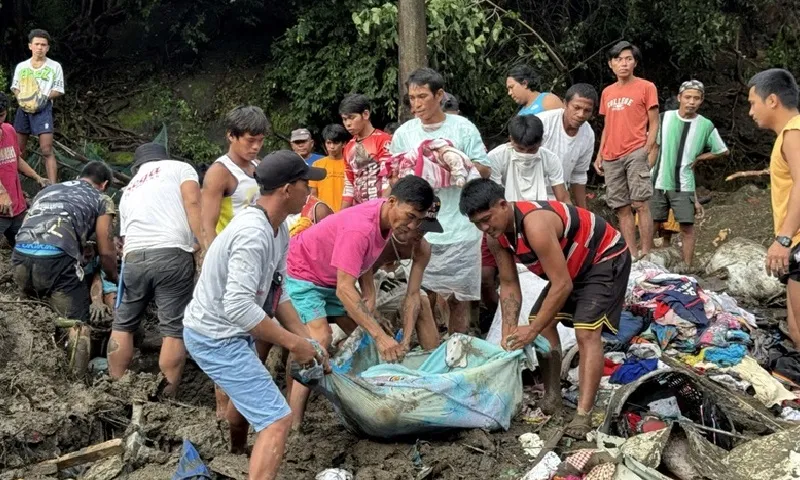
[183,150,326,478]
[107,143,204,396]
[371,196,444,352]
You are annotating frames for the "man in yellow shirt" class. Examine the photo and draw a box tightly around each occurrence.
[747,68,800,347]
[310,124,349,212]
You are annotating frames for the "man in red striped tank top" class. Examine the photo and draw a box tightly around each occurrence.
[460,178,631,438]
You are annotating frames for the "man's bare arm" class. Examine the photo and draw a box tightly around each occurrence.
[401,240,432,346]
[645,107,660,151]
[778,131,800,240]
[200,164,229,247]
[358,268,378,315]
[570,184,588,210]
[95,214,119,284]
[487,235,522,345]
[180,180,206,250]
[552,184,571,204]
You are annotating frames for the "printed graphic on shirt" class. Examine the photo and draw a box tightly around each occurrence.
[16,181,112,260]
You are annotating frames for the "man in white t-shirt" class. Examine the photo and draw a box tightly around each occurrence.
[536,83,598,209]
[488,114,569,203]
[10,29,65,184]
[108,143,204,397]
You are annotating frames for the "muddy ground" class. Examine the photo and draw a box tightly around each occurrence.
[0,184,778,479]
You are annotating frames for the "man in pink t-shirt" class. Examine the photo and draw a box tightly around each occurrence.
[285,175,441,428]
[0,93,49,246]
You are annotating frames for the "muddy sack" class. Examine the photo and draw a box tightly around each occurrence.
[293,330,524,438]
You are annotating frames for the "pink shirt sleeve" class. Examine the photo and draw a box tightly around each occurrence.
[330,229,371,278]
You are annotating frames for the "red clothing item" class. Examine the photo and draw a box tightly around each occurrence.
[0,123,27,217]
[603,357,622,376]
[342,128,392,205]
[599,77,658,160]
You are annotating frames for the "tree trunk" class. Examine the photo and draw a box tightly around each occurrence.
[397,0,427,121]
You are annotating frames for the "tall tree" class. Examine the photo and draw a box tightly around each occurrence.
[397,0,427,121]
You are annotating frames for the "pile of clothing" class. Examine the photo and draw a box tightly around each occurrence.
[626,261,755,367]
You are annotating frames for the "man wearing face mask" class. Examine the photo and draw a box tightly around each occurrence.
[488,115,570,203]
[536,84,598,209]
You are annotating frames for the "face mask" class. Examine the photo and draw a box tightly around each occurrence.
[510,148,539,163]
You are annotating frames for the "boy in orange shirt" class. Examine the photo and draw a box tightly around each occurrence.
[310,124,350,212]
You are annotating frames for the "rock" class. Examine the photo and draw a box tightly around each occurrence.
[83,455,124,480]
[705,237,784,304]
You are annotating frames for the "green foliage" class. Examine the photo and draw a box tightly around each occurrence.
[263,0,524,138]
[766,25,800,73]
[0,65,7,92]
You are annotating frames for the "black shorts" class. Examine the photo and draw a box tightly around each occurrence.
[0,211,25,247]
[12,250,90,321]
[530,251,632,334]
[113,248,194,338]
[780,243,800,285]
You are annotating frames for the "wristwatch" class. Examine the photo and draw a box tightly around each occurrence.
[776,236,793,248]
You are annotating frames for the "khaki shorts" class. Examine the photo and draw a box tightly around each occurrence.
[603,147,653,209]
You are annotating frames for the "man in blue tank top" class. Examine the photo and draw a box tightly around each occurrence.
[506,64,564,116]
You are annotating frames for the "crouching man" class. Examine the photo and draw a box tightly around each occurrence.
[183,150,327,479]
[108,143,205,397]
[459,178,631,438]
[285,175,436,429]
[371,196,444,351]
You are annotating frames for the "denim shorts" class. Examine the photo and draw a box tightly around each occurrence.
[183,327,290,432]
[285,275,346,324]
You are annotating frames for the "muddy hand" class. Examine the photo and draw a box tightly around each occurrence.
[89,303,112,324]
[377,334,404,363]
[291,337,319,367]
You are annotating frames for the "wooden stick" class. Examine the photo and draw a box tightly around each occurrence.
[32,438,124,471]
[725,169,770,181]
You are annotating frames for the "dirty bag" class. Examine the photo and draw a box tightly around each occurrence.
[294,329,525,438]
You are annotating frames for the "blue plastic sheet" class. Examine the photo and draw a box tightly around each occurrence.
[172,439,211,480]
[296,330,525,438]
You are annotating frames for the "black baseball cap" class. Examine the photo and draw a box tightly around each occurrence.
[255,150,326,190]
[419,195,443,233]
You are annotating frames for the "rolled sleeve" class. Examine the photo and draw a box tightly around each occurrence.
[223,229,268,331]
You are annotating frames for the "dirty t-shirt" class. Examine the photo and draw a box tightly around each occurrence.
[287,198,390,287]
[0,123,27,217]
[15,180,115,260]
[599,77,659,160]
[11,58,65,114]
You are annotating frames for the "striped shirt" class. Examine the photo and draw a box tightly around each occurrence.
[653,111,727,192]
[497,201,627,279]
